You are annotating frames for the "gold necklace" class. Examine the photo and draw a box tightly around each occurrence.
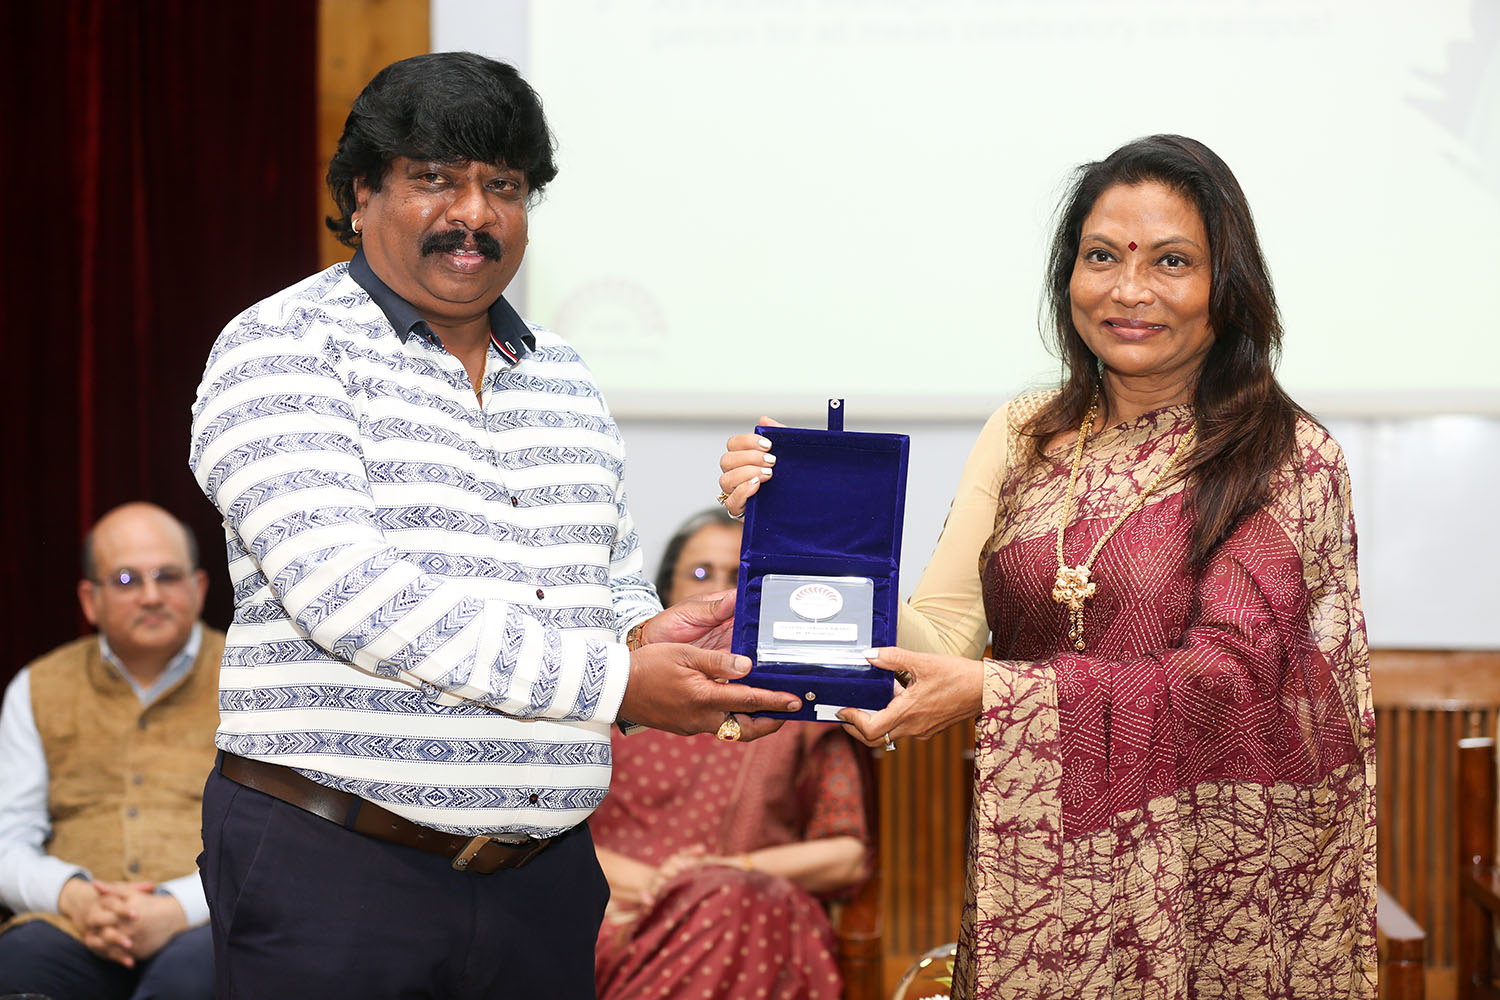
[1052,393,1196,651]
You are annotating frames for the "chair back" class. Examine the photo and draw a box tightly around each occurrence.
[1375,649,1500,983]
[1457,736,1496,1000]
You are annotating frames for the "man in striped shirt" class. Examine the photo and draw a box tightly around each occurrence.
[189,52,797,998]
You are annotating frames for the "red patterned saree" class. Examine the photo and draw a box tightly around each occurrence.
[591,724,870,1000]
[906,392,1375,999]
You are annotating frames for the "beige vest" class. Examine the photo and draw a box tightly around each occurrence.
[2,626,224,936]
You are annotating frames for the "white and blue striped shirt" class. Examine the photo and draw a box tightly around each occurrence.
[189,258,659,837]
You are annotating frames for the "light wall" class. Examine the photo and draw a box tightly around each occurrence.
[428,0,1500,647]
[439,0,1500,419]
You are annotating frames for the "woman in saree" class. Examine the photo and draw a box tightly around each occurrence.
[591,508,872,1000]
[718,135,1375,998]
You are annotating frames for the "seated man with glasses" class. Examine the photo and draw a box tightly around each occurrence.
[0,502,222,1000]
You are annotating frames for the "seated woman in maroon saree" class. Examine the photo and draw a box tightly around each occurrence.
[718,136,1375,999]
[592,509,870,1000]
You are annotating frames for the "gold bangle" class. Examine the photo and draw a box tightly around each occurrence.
[738,853,754,871]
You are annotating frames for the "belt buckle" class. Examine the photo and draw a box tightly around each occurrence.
[452,834,548,872]
[452,835,495,871]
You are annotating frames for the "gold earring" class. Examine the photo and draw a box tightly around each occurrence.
[352,217,362,235]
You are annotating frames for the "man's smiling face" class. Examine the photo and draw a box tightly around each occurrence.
[354,157,529,329]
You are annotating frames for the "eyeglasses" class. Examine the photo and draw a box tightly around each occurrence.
[94,567,192,592]
[678,564,737,587]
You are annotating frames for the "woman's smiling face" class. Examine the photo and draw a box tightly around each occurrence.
[1069,180,1215,402]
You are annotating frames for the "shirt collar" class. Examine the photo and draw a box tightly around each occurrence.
[348,248,536,365]
[98,622,203,708]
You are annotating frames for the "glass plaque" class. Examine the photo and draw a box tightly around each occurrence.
[756,574,874,667]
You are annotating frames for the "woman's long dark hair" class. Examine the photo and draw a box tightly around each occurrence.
[1028,134,1308,565]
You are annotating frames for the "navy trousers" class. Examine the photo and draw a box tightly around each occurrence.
[0,919,213,1000]
[200,765,609,999]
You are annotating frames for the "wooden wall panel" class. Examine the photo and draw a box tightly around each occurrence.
[879,720,973,992]
[316,0,430,270]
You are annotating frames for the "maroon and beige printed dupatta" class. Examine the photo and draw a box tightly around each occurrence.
[955,393,1375,998]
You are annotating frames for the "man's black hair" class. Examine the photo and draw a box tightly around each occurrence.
[326,51,559,247]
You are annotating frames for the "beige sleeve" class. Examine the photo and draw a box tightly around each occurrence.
[897,402,1013,658]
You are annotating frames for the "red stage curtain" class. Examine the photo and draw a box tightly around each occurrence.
[0,2,318,681]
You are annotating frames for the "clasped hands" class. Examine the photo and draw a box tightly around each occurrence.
[603,845,748,922]
[57,875,188,967]
[643,845,747,902]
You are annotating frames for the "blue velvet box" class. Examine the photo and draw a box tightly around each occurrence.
[731,401,909,722]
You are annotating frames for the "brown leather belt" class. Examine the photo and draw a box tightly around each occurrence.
[219,752,555,874]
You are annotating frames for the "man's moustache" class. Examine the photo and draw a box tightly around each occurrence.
[421,229,502,260]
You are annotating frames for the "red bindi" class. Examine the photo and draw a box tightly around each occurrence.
[1128,241,1138,251]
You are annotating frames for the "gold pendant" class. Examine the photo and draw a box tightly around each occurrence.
[1052,565,1096,611]
[1053,565,1095,652]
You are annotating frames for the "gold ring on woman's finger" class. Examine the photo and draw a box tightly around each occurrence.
[716,712,742,742]
[714,491,744,522]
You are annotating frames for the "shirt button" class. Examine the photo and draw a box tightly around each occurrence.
[133,774,144,786]
[510,496,519,507]
[535,588,544,600]
[128,860,141,874]
[127,806,139,819]
[137,718,147,730]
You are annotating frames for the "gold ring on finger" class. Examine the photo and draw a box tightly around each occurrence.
[716,712,742,742]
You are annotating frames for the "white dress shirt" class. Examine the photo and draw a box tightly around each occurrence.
[189,258,659,838]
